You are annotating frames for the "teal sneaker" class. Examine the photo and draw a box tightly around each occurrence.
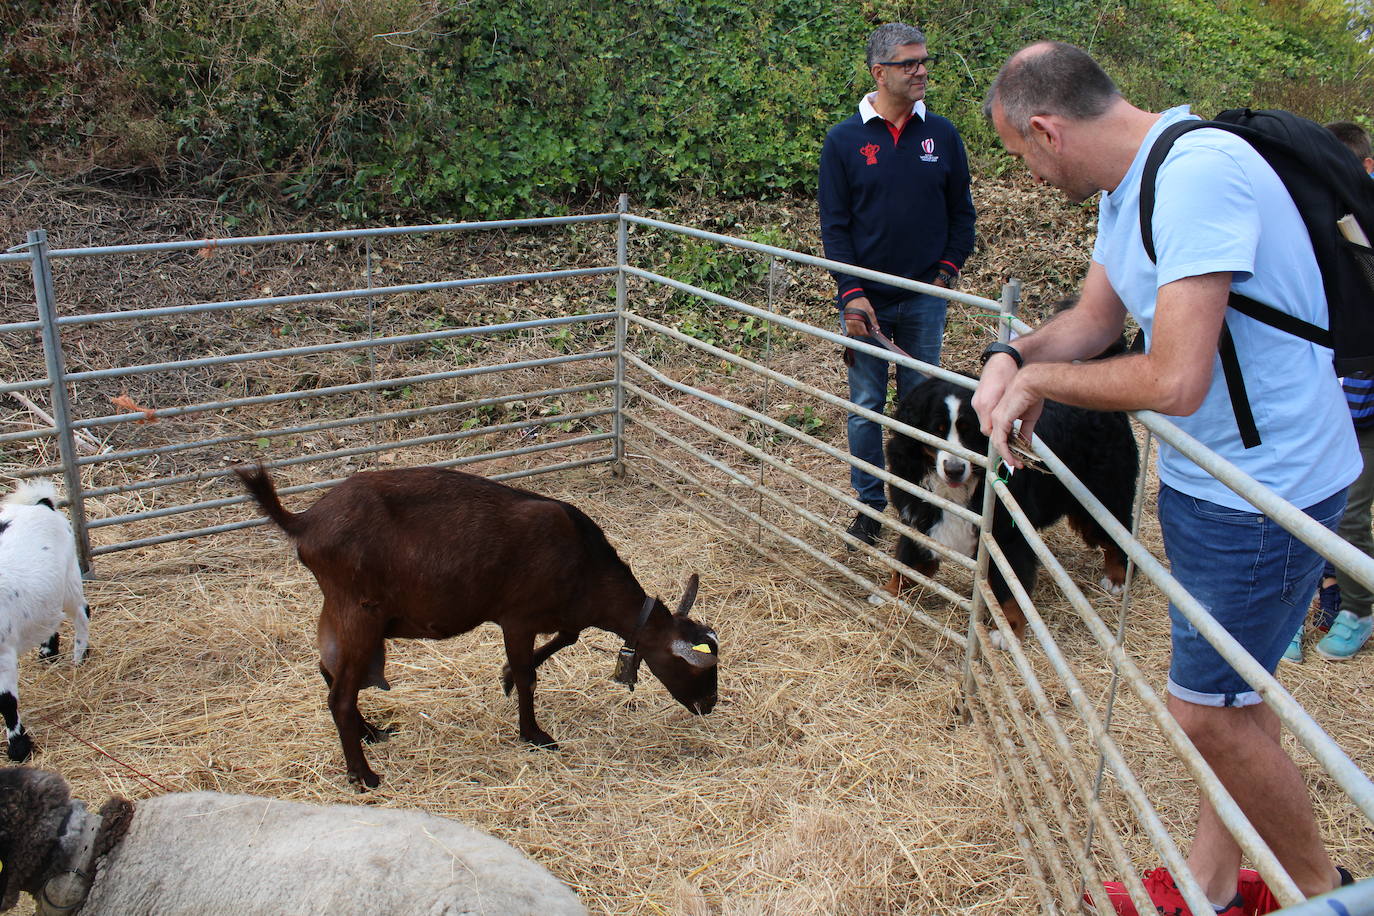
[1316,610,1374,660]
[1282,625,1304,663]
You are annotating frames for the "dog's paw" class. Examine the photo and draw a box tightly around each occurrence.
[1100,576,1125,596]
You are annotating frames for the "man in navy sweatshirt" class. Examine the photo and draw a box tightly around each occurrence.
[819,22,976,547]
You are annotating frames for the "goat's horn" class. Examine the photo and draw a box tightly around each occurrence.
[675,573,700,617]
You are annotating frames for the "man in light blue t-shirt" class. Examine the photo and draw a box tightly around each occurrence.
[975,42,1358,915]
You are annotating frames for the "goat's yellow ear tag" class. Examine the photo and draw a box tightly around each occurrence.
[692,643,712,653]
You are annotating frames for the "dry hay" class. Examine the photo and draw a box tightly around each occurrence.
[12,446,1374,915]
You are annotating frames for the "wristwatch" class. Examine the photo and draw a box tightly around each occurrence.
[980,341,1024,369]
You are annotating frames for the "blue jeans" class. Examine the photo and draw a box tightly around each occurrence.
[1159,484,1346,707]
[846,292,948,508]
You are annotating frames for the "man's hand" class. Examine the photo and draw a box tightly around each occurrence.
[842,296,878,337]
[972,351,1018,433]
[974,353,1044,470]
[988,373,1046,470]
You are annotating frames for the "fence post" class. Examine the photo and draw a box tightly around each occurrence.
[612,193,629,477]
[960,278,1021,716]
[754,255,780,542]
[28,229,93,573]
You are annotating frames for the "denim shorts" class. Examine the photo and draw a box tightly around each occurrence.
[1158,484,1346,707]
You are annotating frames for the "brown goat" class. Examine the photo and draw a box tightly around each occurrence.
[234,464,719,789]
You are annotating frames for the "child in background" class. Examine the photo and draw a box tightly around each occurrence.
[1285,120,1374,662]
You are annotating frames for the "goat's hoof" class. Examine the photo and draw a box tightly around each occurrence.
[349,770,381,791]
[1100,576,1126,596]
[7,732,33,762]
[38,637,60,662]
[988,629,1009,652]
[521,731,558,751]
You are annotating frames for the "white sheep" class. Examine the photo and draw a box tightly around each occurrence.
[0,479,90,762]
[0,767,589,915]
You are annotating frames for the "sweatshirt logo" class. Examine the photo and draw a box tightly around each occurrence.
[920,138,939,163]
[860,143,880,165]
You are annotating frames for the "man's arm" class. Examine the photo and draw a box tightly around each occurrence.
[818,134,866,304]
[819,132,879,335]
[971,261,1129,429]
[938,130,976,280]
[976,267,1231,467]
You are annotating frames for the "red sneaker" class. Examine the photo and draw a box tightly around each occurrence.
[1238,865,1355,915]
[1093,868,1244,916]
[1089,875,1139,915]
[1236,869,1281,915]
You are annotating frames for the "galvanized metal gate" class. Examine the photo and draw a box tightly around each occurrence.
[3,205,1373,913]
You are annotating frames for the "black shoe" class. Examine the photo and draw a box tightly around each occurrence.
[846,512,883,549]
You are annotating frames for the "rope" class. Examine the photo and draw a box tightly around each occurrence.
[41,718,172,793]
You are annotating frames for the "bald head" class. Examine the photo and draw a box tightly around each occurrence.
[984,41,1120,135]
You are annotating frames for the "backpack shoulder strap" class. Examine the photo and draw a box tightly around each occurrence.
[1139,119,1270,449]
[1139,119,1216,264]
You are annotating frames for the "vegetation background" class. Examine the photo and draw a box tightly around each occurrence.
[4,0,1374,225]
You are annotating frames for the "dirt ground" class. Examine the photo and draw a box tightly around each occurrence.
[3,173,1373,914]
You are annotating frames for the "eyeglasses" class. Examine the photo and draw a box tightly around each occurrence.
[878,55,935,74]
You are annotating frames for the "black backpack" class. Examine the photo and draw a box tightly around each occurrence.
[1140,108,1374,447]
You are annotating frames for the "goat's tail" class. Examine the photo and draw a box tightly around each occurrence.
[232,463,304,535]
[5,478,59,510]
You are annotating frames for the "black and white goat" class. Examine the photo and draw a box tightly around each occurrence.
[0,480,90,761]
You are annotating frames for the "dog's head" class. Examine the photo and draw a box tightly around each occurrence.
[895,378,987,491]
[929,387,986,489]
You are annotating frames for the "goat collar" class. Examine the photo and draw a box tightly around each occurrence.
[612,595,657,690]
[37,801,102,916]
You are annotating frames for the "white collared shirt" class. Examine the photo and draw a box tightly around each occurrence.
[859,93,925,124]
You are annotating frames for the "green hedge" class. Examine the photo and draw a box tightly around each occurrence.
[2,0,1369,219]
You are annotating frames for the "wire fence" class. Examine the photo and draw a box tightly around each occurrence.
[4,206,1373,913]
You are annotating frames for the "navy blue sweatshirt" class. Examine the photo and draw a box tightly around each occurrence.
[818,102,976,308]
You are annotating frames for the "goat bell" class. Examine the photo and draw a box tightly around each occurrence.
[612,646,642,689]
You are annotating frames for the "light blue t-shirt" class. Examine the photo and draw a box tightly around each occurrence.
[1091,105,1359,510]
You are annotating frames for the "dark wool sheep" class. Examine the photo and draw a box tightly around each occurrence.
[0,766,75,911]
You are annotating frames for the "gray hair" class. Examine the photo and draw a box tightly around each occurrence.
[865,23,927,69]
[983,41,1119,134]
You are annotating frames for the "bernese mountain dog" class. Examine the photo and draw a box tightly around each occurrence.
[883,375,1139,647]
